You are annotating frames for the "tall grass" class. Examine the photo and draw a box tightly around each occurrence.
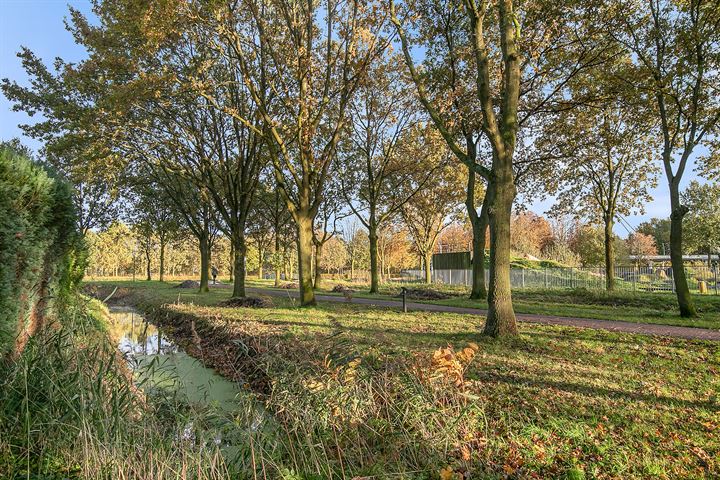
[0,297,234,479]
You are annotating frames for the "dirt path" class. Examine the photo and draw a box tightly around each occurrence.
[244,287,720,341]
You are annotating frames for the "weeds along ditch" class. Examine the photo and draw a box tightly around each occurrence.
[0,295,271,479]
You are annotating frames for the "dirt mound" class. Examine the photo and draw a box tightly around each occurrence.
[396,288,451,300]
[175,280,200,289]
[331,284,355,294]
[219,296,273,308]
[279,282,299,289]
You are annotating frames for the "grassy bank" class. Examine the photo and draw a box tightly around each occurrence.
[0,294,243,479]
[241,278,720,330]
[88,281,719,479]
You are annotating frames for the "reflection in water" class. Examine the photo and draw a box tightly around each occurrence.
[107,306,269,462]
[108,307,246,412]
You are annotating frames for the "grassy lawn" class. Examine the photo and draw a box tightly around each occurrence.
[88,280,719,479]
[242,278,720,330]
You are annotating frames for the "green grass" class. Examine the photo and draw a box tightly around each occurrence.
[242,278,720,329]
[86,281,719,479]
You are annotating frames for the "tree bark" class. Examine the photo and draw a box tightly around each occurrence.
[369,224,379,293]
[159,238,166,282]
[258,246,264,280]
[483,177,518,337]
[274,234,281,287]
[232,230,247,298]
[145,248,151,281]
[296,215,316,305]
[669,185,696,316]
[198,232,210,293]
[424,250,432,284]
[314,242,323,290]
[604,216,615,291]
[466,168,488,300]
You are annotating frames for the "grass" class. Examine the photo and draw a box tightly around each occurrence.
[0,294,257,479]
[241,278,720,330]
[85,281,719,479]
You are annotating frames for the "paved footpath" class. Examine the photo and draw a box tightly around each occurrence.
[243,286,720,342]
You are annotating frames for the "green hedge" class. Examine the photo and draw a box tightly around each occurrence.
[0,146,84,357]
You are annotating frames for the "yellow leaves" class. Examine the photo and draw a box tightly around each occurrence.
[428,342,480,387]
[439,466,462,480]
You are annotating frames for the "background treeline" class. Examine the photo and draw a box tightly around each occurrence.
[0,144,84,358]
[2,0,719,334]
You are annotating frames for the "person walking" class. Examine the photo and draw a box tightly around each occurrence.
[211,265,219,285]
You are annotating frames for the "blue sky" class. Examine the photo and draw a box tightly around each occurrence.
[0,1,710,237]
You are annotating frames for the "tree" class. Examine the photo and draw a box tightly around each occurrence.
[682,181,720,265]
[605,0,720,315]
[391,0,615,335]
[202,0,389,306]
[543,97,658,290]
[339,54,437,293]
[637,218,671,255]
[626,232,658,265]
[127,182,181,282]
[319,237,349,275]
[1,48,120,235]
[401,159,464,283]
[312,183,344,290]
[510,212,553,257]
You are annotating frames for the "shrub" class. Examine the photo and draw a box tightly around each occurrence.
[0,146,83,357]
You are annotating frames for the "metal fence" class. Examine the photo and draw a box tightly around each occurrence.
[401,266,720,294]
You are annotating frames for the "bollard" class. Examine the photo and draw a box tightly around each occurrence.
[401,286,408,313]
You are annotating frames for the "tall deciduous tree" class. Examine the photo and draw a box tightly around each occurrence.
[605,0,720,315]
[682,181,720,265]
[339,55,436,293]
[401,159,464,283]
[391,0,614,335]
[544,98,658,290]
[205,0,389,306]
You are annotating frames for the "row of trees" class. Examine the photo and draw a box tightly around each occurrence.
[3,0,718,336]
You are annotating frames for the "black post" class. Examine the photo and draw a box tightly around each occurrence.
[401,287,408,313]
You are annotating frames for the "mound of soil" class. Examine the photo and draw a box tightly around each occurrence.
[219,296,273,308]
[396,288,451,300]
[331,284,355,294]
[175,280,200,289]
[279,282,299,289]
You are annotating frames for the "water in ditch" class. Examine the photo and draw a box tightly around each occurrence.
[107,306,267,458]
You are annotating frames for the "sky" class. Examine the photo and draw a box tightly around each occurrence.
[0,0,712,238]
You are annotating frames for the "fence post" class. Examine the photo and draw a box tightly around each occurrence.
[633,266,636,292]
[522,268,525,289]
[544,268,548,289]
[571,268,574,289]
[715,268,718,295]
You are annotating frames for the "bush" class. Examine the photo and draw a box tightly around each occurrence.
[0,146,83,357]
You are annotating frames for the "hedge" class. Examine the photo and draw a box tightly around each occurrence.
[0,146,84,358]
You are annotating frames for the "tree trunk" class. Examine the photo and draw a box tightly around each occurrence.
[424,251,432,284]
[483,177,518,337]
[229,241,235,283]
[274,235,281,287]
[258,246,264,280]
[669,186,696,316]
[466,169,488,300]
[198,233,210,293]
[604,216,615,291]
[145,248,151,281]
[159,239,166,282]
[232,230,247,298]
[314,242,323,290]
[296,215,316,306]
[369,224,379,293]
